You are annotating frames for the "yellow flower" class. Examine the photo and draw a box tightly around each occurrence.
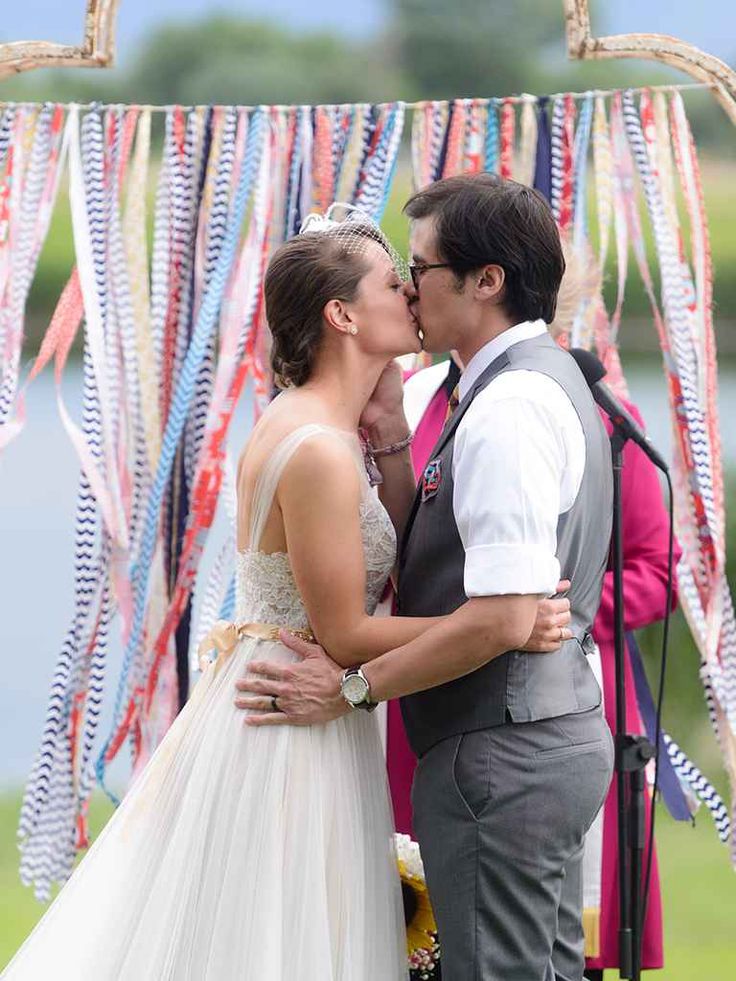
[398,859,437,956]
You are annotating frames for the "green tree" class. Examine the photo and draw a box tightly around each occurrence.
[0,16,409,109]
[125,16,410,106]
[389,0,734,153]
[392,0,568,100]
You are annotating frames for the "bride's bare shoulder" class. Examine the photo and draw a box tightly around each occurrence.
[237,393,360,486]
[236,392,301,471]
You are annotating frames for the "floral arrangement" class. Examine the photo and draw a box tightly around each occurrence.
[395,833,441,979]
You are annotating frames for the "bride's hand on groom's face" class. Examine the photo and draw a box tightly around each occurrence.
[234,631,348,726]
[359,360,405,434]
[521,580,573,653]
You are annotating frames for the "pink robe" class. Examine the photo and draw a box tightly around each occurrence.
[386,372,676,971]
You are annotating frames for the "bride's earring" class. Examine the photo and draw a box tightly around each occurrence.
[349,326,358,335]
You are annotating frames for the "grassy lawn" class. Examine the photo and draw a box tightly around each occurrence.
[1,787,733,975]
[651,812,736,980]
[0,790,115,967]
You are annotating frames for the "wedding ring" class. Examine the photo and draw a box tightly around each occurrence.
[271,695,281,713]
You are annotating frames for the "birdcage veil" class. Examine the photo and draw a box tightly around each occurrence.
[299,203,408,280]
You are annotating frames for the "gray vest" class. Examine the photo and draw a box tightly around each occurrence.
[398,333,613,757]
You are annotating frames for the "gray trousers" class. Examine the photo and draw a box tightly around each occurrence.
[411,706,614,981]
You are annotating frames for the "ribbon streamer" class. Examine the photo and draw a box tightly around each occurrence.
[7,88,734,899]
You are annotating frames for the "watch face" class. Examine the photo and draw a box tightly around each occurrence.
[342,673,368,704]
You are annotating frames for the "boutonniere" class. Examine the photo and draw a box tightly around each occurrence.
[421,458,442,502]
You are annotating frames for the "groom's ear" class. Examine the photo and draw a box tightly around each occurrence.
[474,264,505,303]
[323,298,355,335]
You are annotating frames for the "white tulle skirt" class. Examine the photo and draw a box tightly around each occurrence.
[3,638,408,980]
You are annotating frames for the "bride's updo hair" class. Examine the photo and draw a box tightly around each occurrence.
[266,222,394,387]
[264,216,406,388]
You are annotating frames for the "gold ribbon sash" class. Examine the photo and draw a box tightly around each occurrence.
[197,619,315,671]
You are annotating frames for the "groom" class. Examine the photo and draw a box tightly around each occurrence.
[237,174,614,981]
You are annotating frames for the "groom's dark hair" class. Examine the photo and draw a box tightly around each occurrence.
[404,174,565,324]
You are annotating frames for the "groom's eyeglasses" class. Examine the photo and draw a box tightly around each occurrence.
[409,262,452,291]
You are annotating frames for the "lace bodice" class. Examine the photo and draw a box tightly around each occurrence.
[235,425,397,632]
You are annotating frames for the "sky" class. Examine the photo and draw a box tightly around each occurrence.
[1,1,735,62]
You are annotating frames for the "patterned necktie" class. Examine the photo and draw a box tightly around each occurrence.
[444,384,460,424]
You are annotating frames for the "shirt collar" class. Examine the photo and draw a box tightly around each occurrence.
[458,320,547,400]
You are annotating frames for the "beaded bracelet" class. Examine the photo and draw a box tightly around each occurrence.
[360,431,414,486]
[370,431,414,457]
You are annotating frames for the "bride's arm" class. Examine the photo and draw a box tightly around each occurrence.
[279,436,442,668]
[360,360,416,543]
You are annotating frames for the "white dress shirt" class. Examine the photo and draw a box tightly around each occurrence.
[452,320,586,598]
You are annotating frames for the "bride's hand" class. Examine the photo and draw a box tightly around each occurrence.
[359,359,405,433]
[522,580,573,653]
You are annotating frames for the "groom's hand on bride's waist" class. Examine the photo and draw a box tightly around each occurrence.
[233,580,573,723]
[234,630,348,726]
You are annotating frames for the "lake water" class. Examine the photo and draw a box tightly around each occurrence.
[1,360,735,789]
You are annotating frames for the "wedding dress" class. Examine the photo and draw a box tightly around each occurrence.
[3,424,408,980]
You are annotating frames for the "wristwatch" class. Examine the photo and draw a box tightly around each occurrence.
[340,666,378,712]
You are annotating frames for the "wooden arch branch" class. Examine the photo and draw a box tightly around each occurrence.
[564,0,736,124]
[0,0,120,80]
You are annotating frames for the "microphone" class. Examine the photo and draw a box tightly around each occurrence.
[570,348,669,473]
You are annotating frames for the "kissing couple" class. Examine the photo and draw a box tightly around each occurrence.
[4,174,614,981]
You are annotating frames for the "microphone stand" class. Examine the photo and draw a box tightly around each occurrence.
[610,431,655,981]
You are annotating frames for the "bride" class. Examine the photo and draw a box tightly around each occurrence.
[4,210,569,979]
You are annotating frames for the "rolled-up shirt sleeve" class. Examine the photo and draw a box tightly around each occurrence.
[452,379,570,597]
